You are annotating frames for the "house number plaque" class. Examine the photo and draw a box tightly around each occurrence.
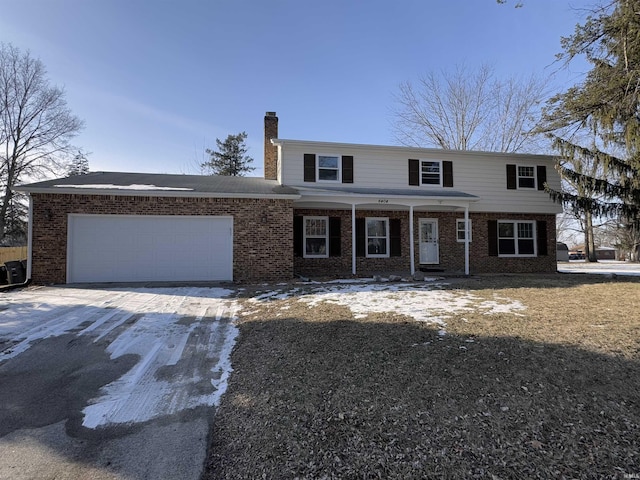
[377,199,389,204]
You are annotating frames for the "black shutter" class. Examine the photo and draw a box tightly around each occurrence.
[294,216,303,257]
[506,164,517,190]
[488,220,498,256]
[390,218,402,257]
[537,220,548,256]
[329,217,341,257]
[342,156,354,183]
[356,218,366,257]
[304,154,316,182]
[537,165,547,191]
[408,159,420,186]
[443,161,454,187]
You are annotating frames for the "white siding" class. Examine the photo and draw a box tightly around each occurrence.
[277,141,563,214]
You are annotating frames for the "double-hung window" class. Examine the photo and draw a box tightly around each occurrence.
[498,220,535,256]
[366,217,389,257]
[304,216,328,257]
[317,155,340,181]
[456,219,472,242]
[518,166,536,188]
[421,160,442,186]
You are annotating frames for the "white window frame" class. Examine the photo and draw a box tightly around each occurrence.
[497,220,537,257]
[517,165,536,189]
[420,160,443,187]
[303,216,329,258]
[456,219,472,243]
[316,154,341,182]
[366,217,390,258]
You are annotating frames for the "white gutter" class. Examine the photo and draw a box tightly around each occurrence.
[14,187,301,200]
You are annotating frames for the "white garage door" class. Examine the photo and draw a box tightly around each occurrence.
[67,215,233,283]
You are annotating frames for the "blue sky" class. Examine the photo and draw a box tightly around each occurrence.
[1,0,590,177]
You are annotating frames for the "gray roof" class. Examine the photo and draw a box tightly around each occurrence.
[16,171,300,197]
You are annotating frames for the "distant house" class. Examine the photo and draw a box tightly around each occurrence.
[15,112,563,284]
[595,246,617,260]
[571,245,619,261]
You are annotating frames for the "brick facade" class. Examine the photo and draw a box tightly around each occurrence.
[294,209,557,278]
[30,193,294,284]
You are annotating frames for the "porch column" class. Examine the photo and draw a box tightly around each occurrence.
[464,205,470,276]
[351,203,356,275]
[409,205,415,275]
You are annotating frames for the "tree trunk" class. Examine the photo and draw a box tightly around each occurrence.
[584,211,598,262]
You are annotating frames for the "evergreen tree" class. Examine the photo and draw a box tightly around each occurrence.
[202,132,255,176]
[67,150,90,176]
[542,0,640,260]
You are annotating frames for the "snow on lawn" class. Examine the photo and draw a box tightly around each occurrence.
[1,287,239,428]
[558,260,640,276]
[249,281,526,328]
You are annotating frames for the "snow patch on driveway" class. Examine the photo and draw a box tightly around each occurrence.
[1,287,239,429]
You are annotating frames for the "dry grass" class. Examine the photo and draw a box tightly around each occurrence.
[204,274,640,479]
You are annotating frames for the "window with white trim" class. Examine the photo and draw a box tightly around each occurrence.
[518,166,536,188]
[456,219,472,242]
[421,160,442,186]
[498,220,536,256]
[303,216,328,257]
[317,155,341,181]
[366,217,389,257]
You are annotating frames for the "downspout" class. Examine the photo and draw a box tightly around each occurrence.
[409,205,415,275]
[351,203,356,276]
[464,205,469,276]
[26,194,33,281]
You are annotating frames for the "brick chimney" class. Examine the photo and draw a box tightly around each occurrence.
[264,112,278,180]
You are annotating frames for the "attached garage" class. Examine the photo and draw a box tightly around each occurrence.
[16,171,298,284]
[67,214,233,283]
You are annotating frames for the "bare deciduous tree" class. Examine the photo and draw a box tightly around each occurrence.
[392,64,548,153]
[0,43,83,242]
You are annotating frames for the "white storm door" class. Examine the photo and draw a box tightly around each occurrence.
[419,219,439,264]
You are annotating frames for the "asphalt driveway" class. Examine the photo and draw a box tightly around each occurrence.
[0,285,239,480]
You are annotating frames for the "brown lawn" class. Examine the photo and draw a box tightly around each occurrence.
[204,274,640,479]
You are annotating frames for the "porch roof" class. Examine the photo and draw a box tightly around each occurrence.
[293,185,479,210]
[295,185,478,200]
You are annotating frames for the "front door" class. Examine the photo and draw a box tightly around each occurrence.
[419,219,439,264]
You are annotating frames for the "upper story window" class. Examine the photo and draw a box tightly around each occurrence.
[317,155,340,181]
[304,154,353,183]
[421,161,442,186]
[507,164,546,191]
[518,166,536,188]
[409,159,453,187]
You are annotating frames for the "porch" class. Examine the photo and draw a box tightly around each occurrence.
[292,186,479,279]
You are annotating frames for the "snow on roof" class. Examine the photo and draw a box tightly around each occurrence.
[54,184,193,191]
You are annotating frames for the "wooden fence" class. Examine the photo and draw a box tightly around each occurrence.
[0,246,28,264]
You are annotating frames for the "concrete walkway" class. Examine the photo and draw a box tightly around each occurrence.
[0,286,239,480]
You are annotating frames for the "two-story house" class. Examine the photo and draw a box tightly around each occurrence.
[16,112,562,284]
